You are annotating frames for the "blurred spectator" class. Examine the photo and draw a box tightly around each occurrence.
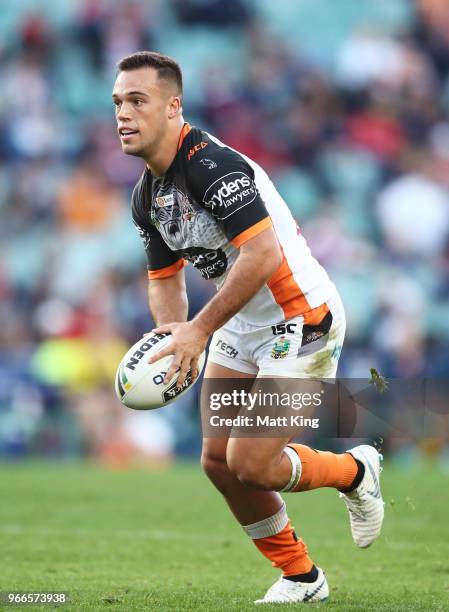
[376,148,449,257]
[1,0,448,459]
[415,0,449,78]
[336,30,405,91]
[75,0,155,71]
[171,0,252,28]
[57,158,122,230]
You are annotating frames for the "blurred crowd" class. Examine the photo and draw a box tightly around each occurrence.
[1,0,449,461]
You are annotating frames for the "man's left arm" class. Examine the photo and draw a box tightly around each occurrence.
[150,226,282,385]
[194,226,282,334]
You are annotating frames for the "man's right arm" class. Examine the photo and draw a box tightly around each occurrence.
[148,269,189,326]
[131,181,188,325]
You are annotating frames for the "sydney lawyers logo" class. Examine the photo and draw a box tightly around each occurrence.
[203,172,258,219]
[184,246,228,280]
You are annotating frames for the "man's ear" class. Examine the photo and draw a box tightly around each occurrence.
[167,96,182,119]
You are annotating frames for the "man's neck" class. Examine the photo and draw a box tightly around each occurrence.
[144,117,185,177]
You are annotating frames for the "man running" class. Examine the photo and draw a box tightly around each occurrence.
[112,51,384,604]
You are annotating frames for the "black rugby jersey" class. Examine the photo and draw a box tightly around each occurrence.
[131,123,334,325]
[132,123,271,284]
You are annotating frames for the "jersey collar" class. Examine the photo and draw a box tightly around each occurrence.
[177,122,192,150]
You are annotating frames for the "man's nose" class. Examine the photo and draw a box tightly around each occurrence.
[117,102,132,121]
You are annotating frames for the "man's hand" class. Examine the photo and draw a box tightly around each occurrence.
[148,321,209,388]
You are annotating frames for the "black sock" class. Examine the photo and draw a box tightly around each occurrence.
[284,564,318,583]
[340,458,365,493]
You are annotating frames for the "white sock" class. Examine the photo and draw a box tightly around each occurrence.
[242,500,288,539]
[280,447,302,492]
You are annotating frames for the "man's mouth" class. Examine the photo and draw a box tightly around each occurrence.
[119,128,139,139]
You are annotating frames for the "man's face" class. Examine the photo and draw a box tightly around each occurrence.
[112,67,175,158]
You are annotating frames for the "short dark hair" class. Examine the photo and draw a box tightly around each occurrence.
[116,51,183,96]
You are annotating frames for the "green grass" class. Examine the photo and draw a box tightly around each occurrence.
[1,460,448,611]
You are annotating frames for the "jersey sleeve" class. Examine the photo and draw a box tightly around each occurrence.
[188,143,272,247]
[131,183,186,279]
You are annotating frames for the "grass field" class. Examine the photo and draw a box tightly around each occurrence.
[1,460,448,611]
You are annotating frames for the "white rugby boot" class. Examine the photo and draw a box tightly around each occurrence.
[254,568,329,604]
[339,444,384,548]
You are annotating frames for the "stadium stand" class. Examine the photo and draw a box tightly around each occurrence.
[1,0,448,460]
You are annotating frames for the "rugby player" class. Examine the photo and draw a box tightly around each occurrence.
[112,51,384,604]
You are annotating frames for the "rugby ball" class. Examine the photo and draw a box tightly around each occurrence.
[115,332,206,410]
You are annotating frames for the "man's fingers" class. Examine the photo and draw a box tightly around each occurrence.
[190,358,199,382]
[175,359,192,389]
[148,344,174,364]
[144,326,172,337]
[152,324,172,334]
[164,358,181,384]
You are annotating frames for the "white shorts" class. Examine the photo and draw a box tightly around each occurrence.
[208,292,346,378]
